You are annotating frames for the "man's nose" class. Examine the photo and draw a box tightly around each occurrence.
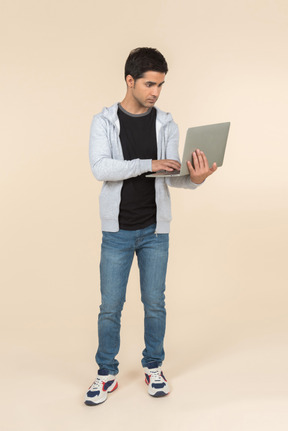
[151,86,161,97]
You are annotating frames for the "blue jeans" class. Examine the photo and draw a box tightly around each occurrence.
[95,224,169,375]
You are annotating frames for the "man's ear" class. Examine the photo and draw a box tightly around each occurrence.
[126,75,135,88]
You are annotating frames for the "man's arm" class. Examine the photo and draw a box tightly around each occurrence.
[89,115,151,181]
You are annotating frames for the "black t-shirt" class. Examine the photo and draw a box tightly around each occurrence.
[118,104,157,230]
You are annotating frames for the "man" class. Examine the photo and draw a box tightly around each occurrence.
[86,47,217,406]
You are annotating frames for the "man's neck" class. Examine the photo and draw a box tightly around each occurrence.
[120,97,149,115]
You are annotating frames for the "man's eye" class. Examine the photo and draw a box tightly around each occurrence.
[146,83,152,87]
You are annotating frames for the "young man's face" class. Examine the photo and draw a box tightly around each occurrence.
[128,71,166,109]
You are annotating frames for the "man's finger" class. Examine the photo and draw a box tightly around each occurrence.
[210,162,217,173]
[166,160,181,168]
[152,159,181,172]
[192,151,200,169]
[187,160,195,173]
[162,161,181,170]
[200,151,209,169]
[196,149,204,169]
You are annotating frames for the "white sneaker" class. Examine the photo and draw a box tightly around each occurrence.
[144,362,170,397]
[85,369,118,406]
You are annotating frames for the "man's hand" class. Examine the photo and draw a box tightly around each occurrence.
[152,159,181,172]
[187,149,217,184]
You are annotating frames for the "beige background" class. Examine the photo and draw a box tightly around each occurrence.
[1,0,288,430]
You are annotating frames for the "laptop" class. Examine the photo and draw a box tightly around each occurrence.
[146,122,230,177]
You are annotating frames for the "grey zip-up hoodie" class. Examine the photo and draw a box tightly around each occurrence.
[89,103,200,233]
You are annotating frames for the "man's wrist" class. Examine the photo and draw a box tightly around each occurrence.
[190,178,205,185]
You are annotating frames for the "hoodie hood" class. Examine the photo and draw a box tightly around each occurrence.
[100,103,174,126]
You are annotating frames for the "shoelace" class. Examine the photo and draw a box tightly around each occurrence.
[90,376,106,390]
[149,368,164,383]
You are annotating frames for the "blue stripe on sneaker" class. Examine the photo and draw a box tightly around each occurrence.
[152,383,165,389]
[87,390,100,396]
[103,380,115,391]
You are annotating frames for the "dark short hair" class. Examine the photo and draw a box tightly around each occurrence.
[124,47,168,81]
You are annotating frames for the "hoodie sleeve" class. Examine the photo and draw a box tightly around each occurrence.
[89,115,152,181]
[164,121,202,190]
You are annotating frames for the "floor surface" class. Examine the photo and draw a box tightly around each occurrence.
[2,328,287,431]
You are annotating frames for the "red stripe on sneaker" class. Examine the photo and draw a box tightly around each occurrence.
[145,374,151,385]
[110,382,118,392]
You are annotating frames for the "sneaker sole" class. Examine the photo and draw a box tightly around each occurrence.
[149,390,169,398]
[145,380,169,397]
[85,400,106,406]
